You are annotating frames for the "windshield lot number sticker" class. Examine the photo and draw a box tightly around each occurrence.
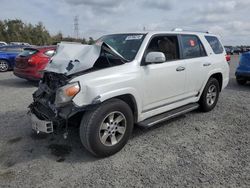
[126,35,143,40]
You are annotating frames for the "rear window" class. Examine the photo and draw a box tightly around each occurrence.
[205,36,224,54]
[19,48,38,57]
[181,35,207,59]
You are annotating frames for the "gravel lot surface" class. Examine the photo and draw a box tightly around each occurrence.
[0,56,249,187]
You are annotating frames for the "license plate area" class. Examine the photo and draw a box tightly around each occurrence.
[30,112,53,133]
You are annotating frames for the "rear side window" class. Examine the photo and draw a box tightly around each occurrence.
[19,48,37,57]
[44,50,55,57]
[181,35,207,59]
[205,36,224,54]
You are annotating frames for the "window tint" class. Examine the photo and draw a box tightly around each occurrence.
[205,36,224,54]
[44,50,55,57]
[181,35,207,59]
[146,35,180,61]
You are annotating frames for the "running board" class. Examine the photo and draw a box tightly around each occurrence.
[138,103,199,128]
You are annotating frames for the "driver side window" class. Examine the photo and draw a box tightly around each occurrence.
[146,35,180,62]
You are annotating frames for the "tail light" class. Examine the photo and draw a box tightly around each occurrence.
[225,55,231,63]
[28,57,37,66]
[226,55,231,64]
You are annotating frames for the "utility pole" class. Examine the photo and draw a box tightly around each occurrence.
[74,15,79,39]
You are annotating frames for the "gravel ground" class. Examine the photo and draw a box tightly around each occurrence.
[0,56,249,187]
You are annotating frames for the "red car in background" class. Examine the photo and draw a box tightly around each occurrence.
[14,46,56,81]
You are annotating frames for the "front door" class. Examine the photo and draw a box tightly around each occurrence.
[141,35,187,112]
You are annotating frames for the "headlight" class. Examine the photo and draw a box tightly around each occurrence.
[55,82,80,106]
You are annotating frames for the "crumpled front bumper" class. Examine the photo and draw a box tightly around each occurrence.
[29,111,54,133]
[29,98,97,134]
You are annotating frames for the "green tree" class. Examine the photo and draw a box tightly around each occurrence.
[88,37,95,45]
[0,19,95,46]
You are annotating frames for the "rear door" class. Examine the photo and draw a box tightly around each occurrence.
[179,35,209,95]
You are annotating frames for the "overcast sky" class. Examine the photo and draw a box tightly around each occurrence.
[1,0,249,45]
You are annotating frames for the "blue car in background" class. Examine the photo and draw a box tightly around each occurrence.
[0,45,29,72]
[235,52,250,85]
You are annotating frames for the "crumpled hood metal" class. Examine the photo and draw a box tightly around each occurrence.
[45,42,102,76]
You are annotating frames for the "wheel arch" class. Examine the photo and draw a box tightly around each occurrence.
[0,58,10,64]
[210,72,223,91]
[113,94,138,123]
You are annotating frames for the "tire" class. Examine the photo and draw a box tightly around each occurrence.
[0,60,9,72]
[199,78,220,112]
[236,76,247,85]
[79,98,134,157]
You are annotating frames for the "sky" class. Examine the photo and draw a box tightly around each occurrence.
[1,0,249,45]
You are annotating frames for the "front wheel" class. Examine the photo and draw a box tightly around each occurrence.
[199,78,220,112]
[79,99,134,157]
[0,60,9,72]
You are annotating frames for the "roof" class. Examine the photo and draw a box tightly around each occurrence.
[105,30,217,37]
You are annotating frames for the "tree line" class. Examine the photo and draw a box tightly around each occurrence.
[0,19,95,45]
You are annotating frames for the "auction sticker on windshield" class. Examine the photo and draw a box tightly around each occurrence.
[125,35,143,40]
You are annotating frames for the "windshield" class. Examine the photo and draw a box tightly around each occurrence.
[97,33,146,61]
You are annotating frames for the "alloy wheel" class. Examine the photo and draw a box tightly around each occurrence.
[99,111,127,147]
[206,84,217,106]
[0,60,8,72]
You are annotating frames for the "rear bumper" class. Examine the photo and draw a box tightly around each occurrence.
[235,69,250,79]
[14,67,42,81]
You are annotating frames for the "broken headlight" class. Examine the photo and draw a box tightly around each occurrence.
[55,82,80,107]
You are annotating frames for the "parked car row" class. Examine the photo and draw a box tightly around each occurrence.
[0,41,30,46]
[0,44,56,80]
[225,46,250,55]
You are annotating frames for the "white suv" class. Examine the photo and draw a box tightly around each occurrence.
[29,31,229,157]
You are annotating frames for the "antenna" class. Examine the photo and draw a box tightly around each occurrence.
[74,15,79,39]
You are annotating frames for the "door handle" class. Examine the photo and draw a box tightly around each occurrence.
[176,66,185,72]
[203,63,211,67]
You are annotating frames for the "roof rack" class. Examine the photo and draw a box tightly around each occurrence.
[172,28,209,34]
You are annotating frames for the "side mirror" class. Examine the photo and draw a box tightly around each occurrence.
[145,52,166,64]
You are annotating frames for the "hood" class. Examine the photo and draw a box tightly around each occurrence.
[44,42,127,76]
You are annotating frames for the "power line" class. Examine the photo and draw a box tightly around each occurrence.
[74,15,79,39]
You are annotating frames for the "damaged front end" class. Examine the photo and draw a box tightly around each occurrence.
[28,34,145,135]
[29,72,70,133]
[28,42,127,135]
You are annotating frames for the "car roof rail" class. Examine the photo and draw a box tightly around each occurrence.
[172,28,209,34]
